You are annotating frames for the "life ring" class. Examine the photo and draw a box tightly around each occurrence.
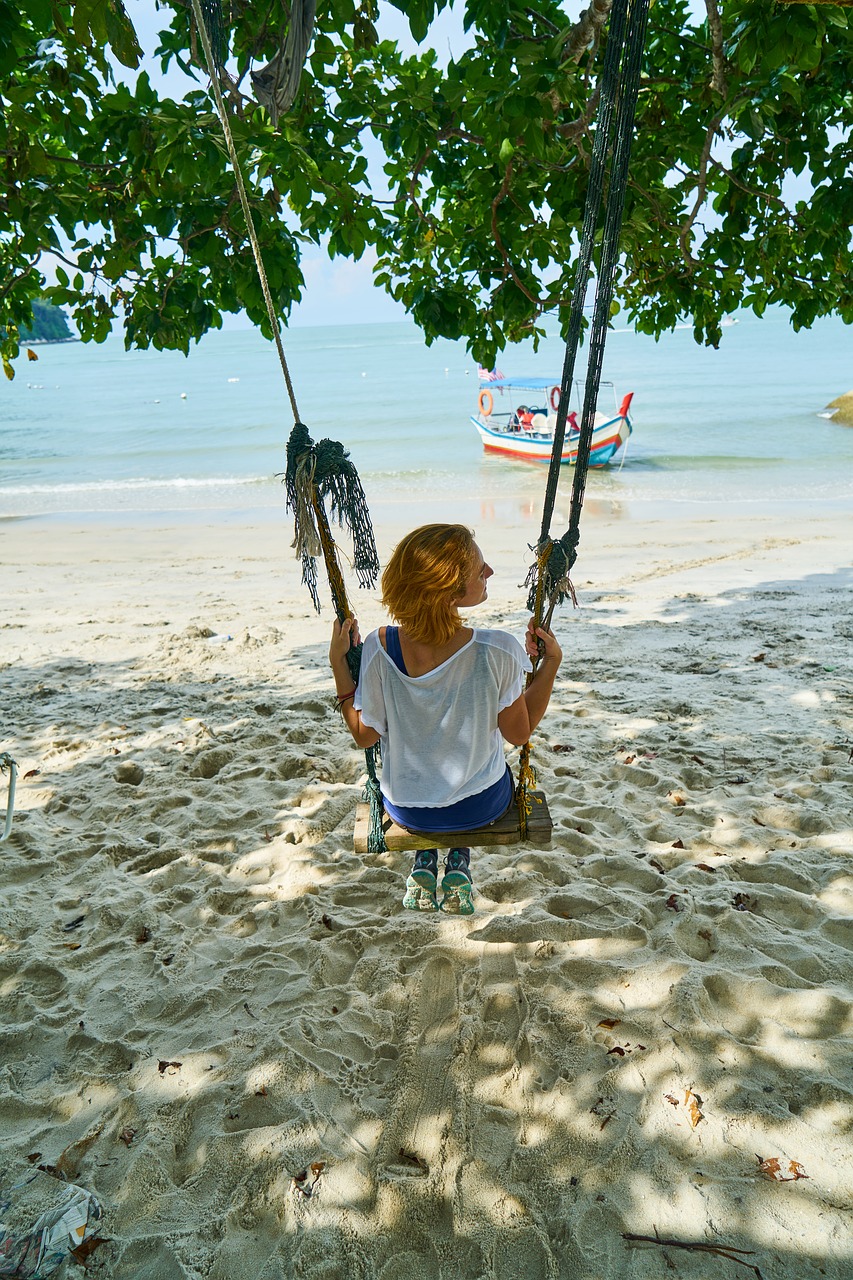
[478,389,493,417]
[549,385,561,412]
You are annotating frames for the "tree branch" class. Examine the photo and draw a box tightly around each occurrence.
[3,147,120,174]
[488,163,567,312]
[490,161,541,305]
[562,0,612,66]
[678,110,725,268]
[557,85,600,138]
[705,0,728,97]
[438,124,486,147]
[406,148,439,229]
[709,157,798,220]
[623,1233,762,1280]
[0,258,37,307]
[44,248,90,275]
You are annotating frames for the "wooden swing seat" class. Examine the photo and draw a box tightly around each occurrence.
[353,791,552,853]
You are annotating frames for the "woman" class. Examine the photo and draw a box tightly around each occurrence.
[329,524,562,914]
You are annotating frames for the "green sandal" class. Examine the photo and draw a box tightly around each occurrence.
[403,849,439,912]
[439,848,474,915]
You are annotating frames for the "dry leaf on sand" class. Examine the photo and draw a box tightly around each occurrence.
[758,1156,809,1181]
[685,1089,704,1128]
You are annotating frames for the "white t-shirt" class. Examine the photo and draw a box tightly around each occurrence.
[354,627,531,808]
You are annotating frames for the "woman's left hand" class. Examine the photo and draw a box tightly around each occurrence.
[525,617,562,664]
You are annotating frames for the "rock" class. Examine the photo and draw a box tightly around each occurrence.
[826,391,853,426]
[114,761,144,786]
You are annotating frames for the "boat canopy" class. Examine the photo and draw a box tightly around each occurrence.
[477,376,616,391]
[477,377,555,390]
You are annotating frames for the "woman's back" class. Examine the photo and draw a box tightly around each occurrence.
[356,626,529,809]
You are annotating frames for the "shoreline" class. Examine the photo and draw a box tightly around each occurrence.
[3,484,852,529]
[3,497,850,579]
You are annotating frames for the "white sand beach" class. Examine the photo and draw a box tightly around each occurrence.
[1,501,851,1279]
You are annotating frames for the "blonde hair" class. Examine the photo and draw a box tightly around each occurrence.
[381,524,478,646]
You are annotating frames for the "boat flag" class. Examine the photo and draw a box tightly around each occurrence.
[477,366,505,382]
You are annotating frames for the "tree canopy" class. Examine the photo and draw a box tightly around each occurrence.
[2,0,852,378]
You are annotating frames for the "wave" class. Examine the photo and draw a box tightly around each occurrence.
[0,475,273,497]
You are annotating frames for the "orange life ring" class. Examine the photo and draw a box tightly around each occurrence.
[549,385,561,412]
[478,389,493,417]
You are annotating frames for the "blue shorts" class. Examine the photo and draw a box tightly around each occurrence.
[383,765,514,834]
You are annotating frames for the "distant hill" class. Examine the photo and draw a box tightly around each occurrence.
[20,300,74,343]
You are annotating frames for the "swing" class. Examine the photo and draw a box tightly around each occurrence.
[353,790,553,854]
[189,0,650,855]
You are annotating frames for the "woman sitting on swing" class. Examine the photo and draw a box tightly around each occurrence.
[329,524,562,915]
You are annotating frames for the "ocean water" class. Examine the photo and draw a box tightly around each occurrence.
[2,311,852,526]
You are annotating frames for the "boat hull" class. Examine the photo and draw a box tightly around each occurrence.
[472,413,631,466]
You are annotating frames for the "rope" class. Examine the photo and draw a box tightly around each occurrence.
[284,424,380,617]
[0,752,18,844]
[189,0,302,424]
[516,541,552,838]
[537,0,630,550]
[562,0,650,571]
[530,0,649,608]
[517,0,649,828]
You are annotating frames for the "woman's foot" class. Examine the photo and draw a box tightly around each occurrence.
[440,848,474,915]
[403,848,439,911]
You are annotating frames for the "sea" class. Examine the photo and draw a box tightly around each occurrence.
[2,309,852,532]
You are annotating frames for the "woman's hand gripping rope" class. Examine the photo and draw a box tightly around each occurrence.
[329,616,361,668]
[515,615,564,837]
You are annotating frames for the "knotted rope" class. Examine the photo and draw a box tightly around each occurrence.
[284,426,386,852]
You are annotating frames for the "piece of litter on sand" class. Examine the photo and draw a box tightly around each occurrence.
[0,1167,102,1278]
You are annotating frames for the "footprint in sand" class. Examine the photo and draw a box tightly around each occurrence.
[380,954,459,1179]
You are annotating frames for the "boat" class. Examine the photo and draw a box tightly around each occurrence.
[471,376,634,465]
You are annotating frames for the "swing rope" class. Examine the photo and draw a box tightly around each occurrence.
[517,0,650,836]
[191,0,387,849]
[189,0,302,425]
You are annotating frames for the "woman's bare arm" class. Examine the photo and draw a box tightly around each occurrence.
[497,620,562,746]
[329,618,381,749]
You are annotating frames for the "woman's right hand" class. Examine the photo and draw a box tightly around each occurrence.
[329,617,361,666]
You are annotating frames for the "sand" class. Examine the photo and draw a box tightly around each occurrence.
[1,500,851,1280]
